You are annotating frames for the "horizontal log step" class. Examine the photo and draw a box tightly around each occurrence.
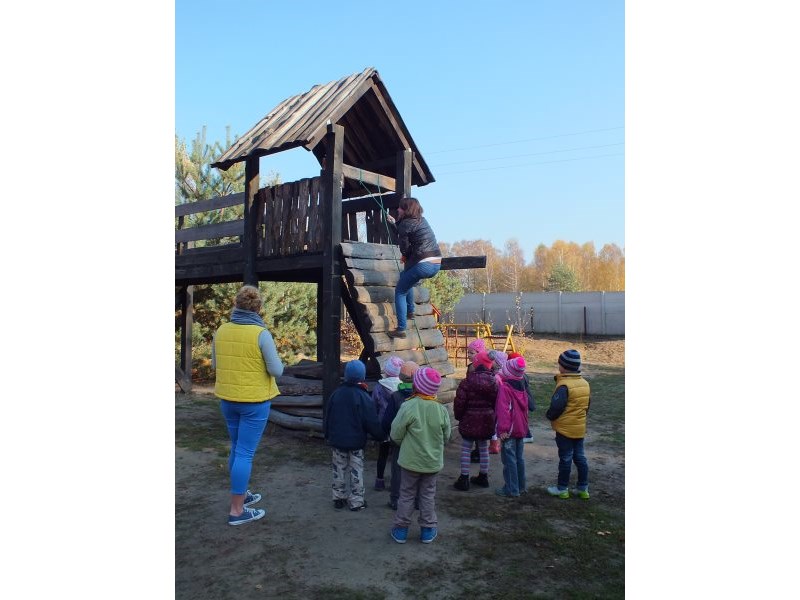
[270,395,324,408]
[275,376,323,395]
[340,241,401,260]
[376,347,449,366]
[367,314,438,333]
[360,302,433,319]
[372,328,444,353]
[269,409,323,432]
[351,285,430,305]
[277,407,323,419]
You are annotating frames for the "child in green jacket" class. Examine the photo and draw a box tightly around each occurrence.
[389,367,451,544]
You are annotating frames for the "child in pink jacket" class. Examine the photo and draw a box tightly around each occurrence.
[494,357,534,497]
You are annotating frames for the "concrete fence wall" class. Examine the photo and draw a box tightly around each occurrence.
[443,291,625,336]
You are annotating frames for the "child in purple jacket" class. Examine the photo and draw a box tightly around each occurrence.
[371,355,404,490]
[453,350,498,491]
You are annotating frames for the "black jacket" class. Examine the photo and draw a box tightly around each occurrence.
[395,217,441,268]
[381,383,414,437]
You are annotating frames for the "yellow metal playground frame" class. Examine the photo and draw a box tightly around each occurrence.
[437,321,516,367]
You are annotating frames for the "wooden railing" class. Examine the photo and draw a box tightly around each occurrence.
[255,178,324,256]
[176,176,406,261]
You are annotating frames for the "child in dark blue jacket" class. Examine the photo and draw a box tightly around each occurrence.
[324,360,385,511]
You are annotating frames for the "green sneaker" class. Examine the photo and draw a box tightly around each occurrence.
[572,487,590,499]
[546,486,570,499]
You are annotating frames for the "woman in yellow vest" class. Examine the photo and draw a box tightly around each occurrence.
[212,285,283,525]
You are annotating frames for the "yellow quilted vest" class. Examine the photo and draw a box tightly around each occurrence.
[551,373,591,438]
[214,323,280,402]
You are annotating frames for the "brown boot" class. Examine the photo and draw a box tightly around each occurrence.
[387,329,407,339]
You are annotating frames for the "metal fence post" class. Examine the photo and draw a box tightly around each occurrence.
[557,291,563,334]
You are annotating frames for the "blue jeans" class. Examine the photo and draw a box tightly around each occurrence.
[500,437,526,496]
[395,261,441,330]
[555,433,589,490]
[220,400,270,495]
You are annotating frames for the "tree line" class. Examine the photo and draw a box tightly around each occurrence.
[441,238,624,293]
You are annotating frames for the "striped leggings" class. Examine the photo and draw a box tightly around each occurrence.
[461,438,489,475]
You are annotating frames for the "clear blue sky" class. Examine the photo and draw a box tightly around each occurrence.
[176,0,624,261]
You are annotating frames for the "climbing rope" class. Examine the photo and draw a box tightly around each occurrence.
[355,172,431,366]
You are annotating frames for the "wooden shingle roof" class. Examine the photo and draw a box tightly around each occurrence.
[212,67,434,193]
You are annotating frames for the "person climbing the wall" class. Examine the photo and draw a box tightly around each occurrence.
[385,197,442,339]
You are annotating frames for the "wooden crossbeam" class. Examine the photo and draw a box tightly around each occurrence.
[341,163,396,192]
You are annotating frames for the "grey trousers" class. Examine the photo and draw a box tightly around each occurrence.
[331,448,365,509]
[393,467,438,528]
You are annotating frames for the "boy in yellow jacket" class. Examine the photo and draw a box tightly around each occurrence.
[545,349,591,499]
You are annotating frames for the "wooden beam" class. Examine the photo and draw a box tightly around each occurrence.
[175,245,242,267]
[175,193,244,217]
[441,256,487,270]
[396,148,412,199]
[342,193,400,214]
[243,156,260,285]
[320,123,345,423]
[179,285,193,392]
[341,163,396,192]
[175,220,243,244]
[175,365,192,393]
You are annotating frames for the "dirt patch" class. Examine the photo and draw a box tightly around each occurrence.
[176,335,624,599]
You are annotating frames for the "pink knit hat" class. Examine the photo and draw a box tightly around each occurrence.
[467,338,486,353]
[383,356,404,378]
[473,350,494,371]
[399,361,420,382]
[413,367,442,396]
[501,356,526,380]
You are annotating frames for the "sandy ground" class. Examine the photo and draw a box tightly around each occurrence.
[175,335,624,599]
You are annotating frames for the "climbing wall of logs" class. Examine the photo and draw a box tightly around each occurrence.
[266,241,459,434]
[340,241,458,403]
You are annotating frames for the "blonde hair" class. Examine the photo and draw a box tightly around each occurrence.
[234,285,263,313]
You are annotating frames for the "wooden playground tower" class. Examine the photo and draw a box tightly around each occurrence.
[175,68,485,428]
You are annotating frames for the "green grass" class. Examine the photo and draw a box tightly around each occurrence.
[309,585,387,600]
[434,482,624,599]
[175,397,230,456]
[585,367,625,445]
[529,367,624,447]
[175,395,334,464]
[426,367,626,599]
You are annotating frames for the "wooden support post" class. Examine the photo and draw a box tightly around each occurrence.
[316,283,323,359]
[396,148,412,198]
[391,149,413,244]
[320,124,344,425]
[178,285,194,392]
[243,155,260,285]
